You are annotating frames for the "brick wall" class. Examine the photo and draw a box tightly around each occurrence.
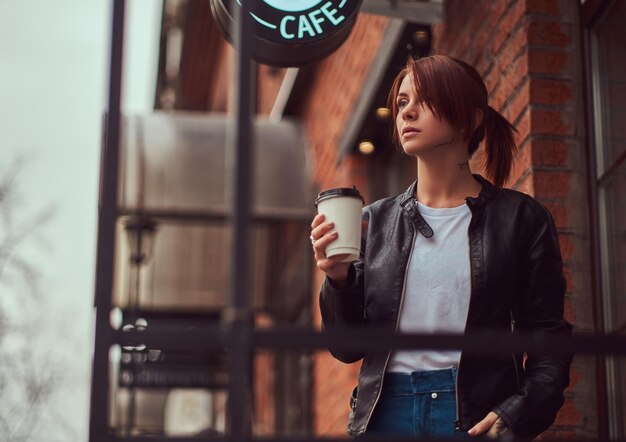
[433,0,596,438]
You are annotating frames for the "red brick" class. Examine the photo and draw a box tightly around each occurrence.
[513,169,534,195]
[503,53,530,98]
[313,351,359,435]
[502,78,530,124]
[530,78,573,105]
[502,44,528,77]
[496,26,528,76]
[533,170,571,198]
[527,48,571,75]
[563,295,574,322]
[341,154,370,202]
[527,21,572,47]
[487,0,510,31]
[471,28,491,67]
[543,200,569,230]
[455,11,487,57]
[530,139,570,167]
[254,350,275,434]
[484,66,500,96]
[514,108,531,147]
[469,145,487,178]
[557,234,575,262]
[491,0,527,55]
[492,55,529,110]
[552,395,583,426]
[506,140,532,188]
[530,108,573,136]
[526,0,560,16]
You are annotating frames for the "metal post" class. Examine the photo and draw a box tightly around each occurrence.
[228,0,254,441]
[89,0,125,440]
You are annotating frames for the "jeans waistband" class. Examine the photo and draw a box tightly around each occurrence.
[382,367,457,394]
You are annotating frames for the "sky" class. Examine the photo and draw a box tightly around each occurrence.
[0,0,161,439]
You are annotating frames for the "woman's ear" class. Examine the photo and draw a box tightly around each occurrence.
[473,108,484,131]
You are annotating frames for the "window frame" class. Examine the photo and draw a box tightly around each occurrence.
[582,0,626,437]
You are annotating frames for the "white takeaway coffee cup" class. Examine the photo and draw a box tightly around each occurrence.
[315,186,364,262]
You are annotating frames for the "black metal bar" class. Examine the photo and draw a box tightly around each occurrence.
[114,328,626,356]
[228,0,255,440]
[115,328,228,349]
[117,207,313,223]
[89,1,125,441]
[108,435,626,442]
[252,328,626,356]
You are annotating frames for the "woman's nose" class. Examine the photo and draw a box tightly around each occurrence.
[401,104,417,120]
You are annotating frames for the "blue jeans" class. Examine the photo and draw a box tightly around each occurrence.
[366,368,469,438]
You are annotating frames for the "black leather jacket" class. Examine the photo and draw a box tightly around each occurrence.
[319,175,572,439]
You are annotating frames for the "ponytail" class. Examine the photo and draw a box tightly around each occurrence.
[472,106,517,188]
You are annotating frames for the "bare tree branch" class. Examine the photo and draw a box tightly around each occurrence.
[0,154,27,225]
[0,203,55,284]
[0,156,74,440]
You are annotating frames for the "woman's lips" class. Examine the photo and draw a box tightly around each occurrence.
[402,128,420,138]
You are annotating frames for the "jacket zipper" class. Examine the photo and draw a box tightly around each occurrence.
[510,309,521,389]
[455,199,475,431]
[454,248,469,431]
[454,354,463,431]
[362,222,416,431]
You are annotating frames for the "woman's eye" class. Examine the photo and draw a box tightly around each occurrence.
[397,99,409,108]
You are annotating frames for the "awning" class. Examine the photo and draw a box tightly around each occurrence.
[119,112,314,221]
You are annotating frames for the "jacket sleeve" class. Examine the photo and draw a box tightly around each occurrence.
[318,214,368,364]
[492,205,573,438]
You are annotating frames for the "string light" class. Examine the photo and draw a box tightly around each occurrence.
[358,141,375,155]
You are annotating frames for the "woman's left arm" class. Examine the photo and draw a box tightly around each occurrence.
[489,205,573,438]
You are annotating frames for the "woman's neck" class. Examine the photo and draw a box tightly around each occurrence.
[415,153,482,208]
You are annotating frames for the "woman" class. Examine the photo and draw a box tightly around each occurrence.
[311,55,572,439]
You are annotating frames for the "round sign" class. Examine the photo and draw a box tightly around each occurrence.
[210,0,363,67]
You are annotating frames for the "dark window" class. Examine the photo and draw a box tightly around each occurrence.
[584,0,626,436]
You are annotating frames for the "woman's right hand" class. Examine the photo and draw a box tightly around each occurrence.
[310,214,351,287]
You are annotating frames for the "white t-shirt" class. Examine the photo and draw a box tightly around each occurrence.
[387,200,472,373]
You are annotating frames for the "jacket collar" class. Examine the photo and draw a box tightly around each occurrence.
[400,174,499,207]
[465,174,500,208]
[399,174,499,237]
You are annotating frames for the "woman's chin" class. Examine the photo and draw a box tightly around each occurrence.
[402,143,430,156]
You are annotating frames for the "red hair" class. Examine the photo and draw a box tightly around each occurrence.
[388,55,517,187]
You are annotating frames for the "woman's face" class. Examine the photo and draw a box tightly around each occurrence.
[395,75,458,157]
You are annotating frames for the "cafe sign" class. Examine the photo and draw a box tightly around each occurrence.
[210,0,364,66]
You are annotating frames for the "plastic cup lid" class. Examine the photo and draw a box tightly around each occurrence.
[315,186,364,207]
